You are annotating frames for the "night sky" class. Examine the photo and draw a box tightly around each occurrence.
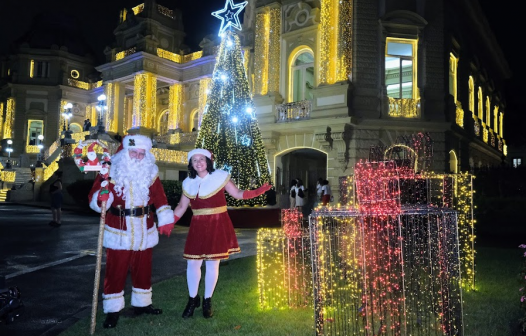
[0,0,523,145]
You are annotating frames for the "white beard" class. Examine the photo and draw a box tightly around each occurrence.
[111,150,158,206]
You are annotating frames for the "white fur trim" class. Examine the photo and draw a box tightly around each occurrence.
[89,191,114,213]
[187,148,212,161]
[131,287,153,307]
[156,205,174,226]
[103,223,159,250]
[182,169,230,199]
[122,134,152,151]
[102,291,125,313]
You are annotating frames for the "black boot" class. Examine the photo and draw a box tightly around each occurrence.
[134,304,163,315]
[202,297,213,318]
[103,312,120,328]
[181,295,200,318]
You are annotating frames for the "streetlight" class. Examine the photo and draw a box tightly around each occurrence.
[37,135,44,166]
[62,102,73,132]
[6,139,13,168]
[96,94,107,134]
[6,139,13,158]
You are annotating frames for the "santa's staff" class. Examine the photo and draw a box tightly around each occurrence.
[73,140,110,334]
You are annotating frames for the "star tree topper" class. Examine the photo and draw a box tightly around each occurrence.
[212,0,248,36]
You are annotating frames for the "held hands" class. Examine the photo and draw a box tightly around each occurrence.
[242,183,272,199]
[158,214,180,237]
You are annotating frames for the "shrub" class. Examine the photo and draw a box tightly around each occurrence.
[66,179,95,209]
[161,180,183,208]
[519,244,526,333]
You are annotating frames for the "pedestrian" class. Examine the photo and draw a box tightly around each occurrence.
[48,171,63,227]
[83,119,88,131]
[88,134,175,329]
[289,179,297,209]
[295,178,306,210]
[321,179,332,206]
[314,177,324,208]
[86,119,91,130]
[167,148,271,319]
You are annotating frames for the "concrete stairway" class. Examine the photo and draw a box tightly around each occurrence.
[0,189,8,202]
[14,168,33,188]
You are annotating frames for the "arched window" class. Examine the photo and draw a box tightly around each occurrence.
[485,96,491,128]
[449,53,458,102]
[69,123,82,133]
[158,110,169,135]
[291,51,314,102]
[477,87,483,120]
[468,77,474,113]
[449,150,458,174]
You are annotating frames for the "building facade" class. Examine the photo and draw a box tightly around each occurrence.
[0,0,511,202]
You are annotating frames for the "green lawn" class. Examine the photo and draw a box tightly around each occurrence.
[62,246,524,336]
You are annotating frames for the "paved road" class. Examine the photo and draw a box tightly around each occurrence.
[0,204,257,336]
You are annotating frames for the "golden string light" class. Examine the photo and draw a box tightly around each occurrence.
[254,11,270,95]
[3,98,15,139]
[169,84,183,130]
[133,73,157,129]
[0,102,4,140]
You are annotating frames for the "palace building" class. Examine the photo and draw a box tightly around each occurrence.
[0,0,511,203]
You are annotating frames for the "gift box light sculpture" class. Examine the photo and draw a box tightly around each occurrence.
[257,209,312,310]
[310,161,463,336]
[257,134,472,336]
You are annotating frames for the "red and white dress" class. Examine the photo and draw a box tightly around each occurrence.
[182,169,240,260]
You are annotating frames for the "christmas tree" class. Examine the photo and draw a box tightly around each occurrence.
[196,29,271,206]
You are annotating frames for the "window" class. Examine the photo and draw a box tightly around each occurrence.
[27,120,44,145]
[493,106,499,133]
[485,96,491,128]
[468,77,474,113]
[513,158,522,168]
[291,51,314,102]
[385,38,417,99]
[477,87,483,120]
[449,53,458,102]
[29,60,50,78]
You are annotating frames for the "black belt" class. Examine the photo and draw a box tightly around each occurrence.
[109,205,155,217]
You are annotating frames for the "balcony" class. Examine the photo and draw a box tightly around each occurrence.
[388,97,420,118]
[155,131,198,146]
[276,100,312,122]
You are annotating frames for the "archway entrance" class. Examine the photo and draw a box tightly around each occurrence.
[275,148,327,213]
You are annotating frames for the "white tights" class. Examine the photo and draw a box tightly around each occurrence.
[186,259,220,299]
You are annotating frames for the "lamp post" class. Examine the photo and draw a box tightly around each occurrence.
[96,94,107,134]
[6,139,13,158]
[62,102,73,132]
[37,134,44,166]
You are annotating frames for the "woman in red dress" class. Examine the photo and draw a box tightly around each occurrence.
[160,148,270,318]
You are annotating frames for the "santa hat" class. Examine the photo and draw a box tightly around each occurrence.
[88,142,97,152]
[122,134,152,152]
[187,148,212,161]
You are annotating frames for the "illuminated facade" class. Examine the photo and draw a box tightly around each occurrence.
[0,0,512,202]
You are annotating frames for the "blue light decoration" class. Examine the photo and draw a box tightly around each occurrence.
[223,164,233,173]
[240,134,252,146]
[211,0,248,36]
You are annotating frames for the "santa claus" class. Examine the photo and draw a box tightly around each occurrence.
[88,134,174,329]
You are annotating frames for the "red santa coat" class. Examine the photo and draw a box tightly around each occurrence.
[88,174,174,251]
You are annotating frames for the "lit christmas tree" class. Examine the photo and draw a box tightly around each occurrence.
[196,28,271,206]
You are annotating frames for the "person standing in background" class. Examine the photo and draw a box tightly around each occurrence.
[289,179,297,209]
[295,178,306,211]
[49,171,63,227]
[321,179,332,206]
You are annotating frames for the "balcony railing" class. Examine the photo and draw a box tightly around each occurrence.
[155,132,198,146]
[388,97,420,118]
[276,100,312,122]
